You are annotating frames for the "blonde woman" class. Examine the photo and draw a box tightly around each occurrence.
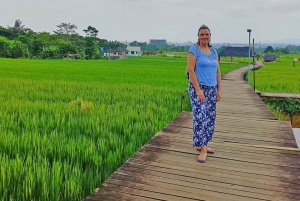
[186,24,221,163]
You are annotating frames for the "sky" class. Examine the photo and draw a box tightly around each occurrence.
[1,0,300,44]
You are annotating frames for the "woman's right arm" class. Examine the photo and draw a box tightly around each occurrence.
[187,53,205,102]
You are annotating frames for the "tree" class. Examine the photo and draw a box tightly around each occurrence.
[264,46,274,53]
[7,19,31,38]
[280,98,300,125]
[53,23,78,35]
[0,26,13,39]
[84,37,100,59]
[130,41,139,46]
[31,32,52,56]
[83,26,99,37]
[282,47,290,54]
[0,36,12,57]
[217,46,227,53]
[286,45,300,53]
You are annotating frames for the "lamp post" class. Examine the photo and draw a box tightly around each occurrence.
[247,29,251,84]
[253,38,255,91]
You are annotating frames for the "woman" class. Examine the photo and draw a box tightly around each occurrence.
[187,24,221,163]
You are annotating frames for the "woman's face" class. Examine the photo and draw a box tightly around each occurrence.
[198,29,211,44]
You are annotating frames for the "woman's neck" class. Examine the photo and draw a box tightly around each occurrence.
[198,43,209,49]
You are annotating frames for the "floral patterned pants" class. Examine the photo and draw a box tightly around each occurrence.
[188,82,217,147]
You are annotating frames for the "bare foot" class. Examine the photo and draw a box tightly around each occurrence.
[196,146,214,153]
[197,151,207,163]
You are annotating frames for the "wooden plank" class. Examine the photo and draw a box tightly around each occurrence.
[135,147,300,177]
[148,139,300,162]
[119,164,300,201]
[109,172,290,201]
[146,136,300,161]
[259,92,300,100]
[156,131,297,148]
[123,159,300,193]
[171,113,291,128]
[226,142,300,152]
[86,188,158,201]
[149,133,299,156]
[168,122,293,133]
[164,124,297,145]
[174,115,290,127]
[163,127,296,142]
[94,183,198,201]
[105,178,265,201]
[182,111,278,120]
[118,161,300,197]
[163,126,296,141]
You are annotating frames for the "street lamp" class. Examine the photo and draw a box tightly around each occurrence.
[247,29,251,84]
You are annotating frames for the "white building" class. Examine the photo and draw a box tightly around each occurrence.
[126,45,142,56]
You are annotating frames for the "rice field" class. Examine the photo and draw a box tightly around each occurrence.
[0,56,245,201]
[249,53,300,93]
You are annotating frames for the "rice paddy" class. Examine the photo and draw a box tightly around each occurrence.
[249,53,300,93]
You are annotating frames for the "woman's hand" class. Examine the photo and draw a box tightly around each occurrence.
[216,92,221,102]
[197,89,205,102]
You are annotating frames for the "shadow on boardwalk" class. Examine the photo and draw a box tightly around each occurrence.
[85,62,300,201]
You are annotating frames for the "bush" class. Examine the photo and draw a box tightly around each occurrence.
[280,97,300,123]
[11,41,29,58]
[0,36,12,57]
[57,41,78,55]
[39,46,60,59]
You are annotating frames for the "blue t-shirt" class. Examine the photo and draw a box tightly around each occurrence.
[188,44,218,86]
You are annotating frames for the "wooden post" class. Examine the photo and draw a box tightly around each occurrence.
[180,92,185,112]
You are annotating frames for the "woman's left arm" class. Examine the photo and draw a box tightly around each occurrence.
[217,64,221,92]
[216,59,221,101]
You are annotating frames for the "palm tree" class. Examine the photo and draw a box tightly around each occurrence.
[7,19,31,36]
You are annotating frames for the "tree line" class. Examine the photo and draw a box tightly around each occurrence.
[1,20,299,60]
[0,20,126,59]
[0,20,193,59]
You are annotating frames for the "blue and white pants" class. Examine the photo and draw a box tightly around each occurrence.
[188,81,217,147]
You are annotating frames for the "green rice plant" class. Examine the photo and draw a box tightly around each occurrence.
[249,53,300,93]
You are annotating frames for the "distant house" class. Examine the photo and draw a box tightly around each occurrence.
[165,54,174,57]
[143,51,157,56]
[63,54,78,60]
[218,47,259,63]
[126,45,142,56]
[263,54,276,62]
[103,47,128,60]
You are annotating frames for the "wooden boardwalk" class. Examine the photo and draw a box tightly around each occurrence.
[256,91,300,100]
[85,64,300,201]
